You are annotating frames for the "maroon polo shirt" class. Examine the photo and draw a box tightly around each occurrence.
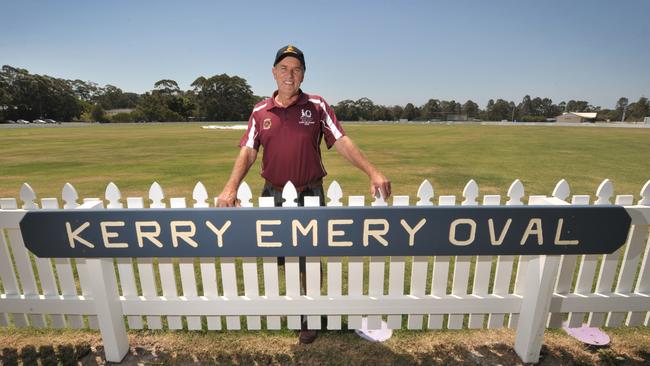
[239,90,345,187]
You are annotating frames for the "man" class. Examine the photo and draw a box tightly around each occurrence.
[216,44,390,342]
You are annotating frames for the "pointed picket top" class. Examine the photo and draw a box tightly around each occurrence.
[105,182,122,208]
[327,180,343,206]
[595,179,613,205]
[236,181,253,207]
[282,181,298,207]
[506,179,524,205]
[371,188,387,206]
[62,183,79,209]
[193,181,209,208]
[20,183,38,209]
[149,181,165,208]
[462,179,479,206]
[639,180,650,206]
[416,179,434,206]
[552,179,570,201]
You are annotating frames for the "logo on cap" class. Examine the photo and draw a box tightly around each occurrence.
[285,45,296,53]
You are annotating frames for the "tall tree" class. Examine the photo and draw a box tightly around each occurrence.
[402,103,417,121]
[462,100,479,118]
[191,74,256,121]
[626,97,649,121]
[616,97,629,121]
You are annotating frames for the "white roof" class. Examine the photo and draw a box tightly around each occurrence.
[567,112,597,118]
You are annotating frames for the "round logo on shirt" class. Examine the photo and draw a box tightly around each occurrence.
[263,118,272,129]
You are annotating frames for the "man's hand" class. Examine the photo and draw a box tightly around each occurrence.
[333,136,392,200]
[370,171,391,200]
[216,147,257,208]
[216,189,241,207]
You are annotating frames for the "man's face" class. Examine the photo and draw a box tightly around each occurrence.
[272,56,304,96]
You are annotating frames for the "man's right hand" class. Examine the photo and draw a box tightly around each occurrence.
[216,189,241,207]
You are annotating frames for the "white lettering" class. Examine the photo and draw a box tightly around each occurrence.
[205,220,232,248]
[521,218,543,245]
[328,219,353,247]
[100,221,128,248]
[135,221,163,248]
[171,221,198,248]
[256,220,282,247]
[554,218,579,245]
[449,218,476,246]
[363,219,389,247]
[488,218,512,246]
[65,221,94,248]
[400,218,426,246]
[292,219,317,247]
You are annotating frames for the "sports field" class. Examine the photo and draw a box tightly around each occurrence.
[1,123,649,201]
[2,122,650,364]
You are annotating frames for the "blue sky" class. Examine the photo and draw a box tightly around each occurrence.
[1,0,648,109]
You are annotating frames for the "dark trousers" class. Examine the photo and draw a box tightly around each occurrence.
[261,183,326,207]
[261,183,324,282]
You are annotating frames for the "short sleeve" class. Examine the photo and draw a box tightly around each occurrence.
[239,112,260,150]
[320,99,345,149]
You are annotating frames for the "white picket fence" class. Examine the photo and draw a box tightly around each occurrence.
[1,178,649,363]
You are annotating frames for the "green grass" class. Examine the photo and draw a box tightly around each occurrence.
[2,123,650,362]
[1,123,649,201]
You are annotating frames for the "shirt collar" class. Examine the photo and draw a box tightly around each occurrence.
[267,89,309,110]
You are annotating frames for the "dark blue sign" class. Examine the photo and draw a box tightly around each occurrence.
[20,206,631,258]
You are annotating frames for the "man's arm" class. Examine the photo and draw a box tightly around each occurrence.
[333,136,391,199]
[216,146,258,207]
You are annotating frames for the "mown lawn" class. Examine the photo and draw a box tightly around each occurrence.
[1,122,650,365]
[1,122,649,201]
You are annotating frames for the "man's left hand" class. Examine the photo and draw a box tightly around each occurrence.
[370,171,391,200]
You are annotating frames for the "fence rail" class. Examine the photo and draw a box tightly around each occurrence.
[1,178,649,363]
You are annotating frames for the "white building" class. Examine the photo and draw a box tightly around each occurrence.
[555,112,597,123]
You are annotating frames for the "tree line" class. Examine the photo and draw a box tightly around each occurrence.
[1,65,648,123]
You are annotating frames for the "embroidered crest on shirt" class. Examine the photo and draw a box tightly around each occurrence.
[299,109,314,125]
[263,118,272,129]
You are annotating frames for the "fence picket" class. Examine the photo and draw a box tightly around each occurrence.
[607,186,650,326]
[105,183,144,330]
[77,197,104,330]
[326,181,343,330]
[235,182,260,330]
[259,196,280,329]
[428,195,455,329]
[125,197,162,329]
[627,183,650,326]
[365,192,388,329]
[20,185,64,329]
[58,183,85,329]
[348,195,365,329]
[489,179,523,329]
[169,197,202,330]
[38,197,66,329]
[407,180,433,329]
[589,195,633,326]
[304,195,322,330]
[1,198,45,328]
[386,195,409,329]
[547,180,574,328]
[568,180,613,327]
[469,194,500,329]
[282,183,302,330]
[0,198,25,327]
[148,183,182,329]
[446,181,479,329]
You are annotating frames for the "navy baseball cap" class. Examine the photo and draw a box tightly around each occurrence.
[274,45,306,70]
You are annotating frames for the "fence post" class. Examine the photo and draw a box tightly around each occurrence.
[80,200,129,363]
[514,196,564,363]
